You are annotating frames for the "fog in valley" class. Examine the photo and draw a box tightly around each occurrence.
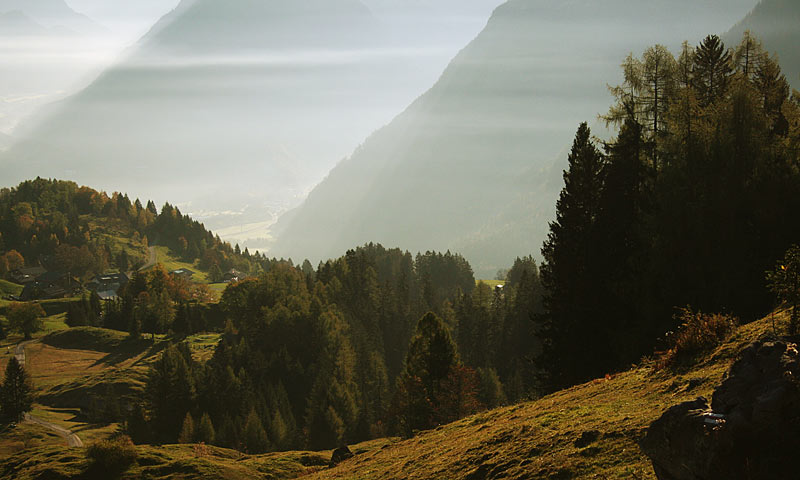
[0,0,503,252]
[0,0,178,138]
[2,0,796,275]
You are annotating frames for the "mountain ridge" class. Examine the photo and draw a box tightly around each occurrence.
[270,0,759,275]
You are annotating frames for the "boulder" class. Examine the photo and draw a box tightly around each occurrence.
[641,340,800,479]
[330,445,354,467]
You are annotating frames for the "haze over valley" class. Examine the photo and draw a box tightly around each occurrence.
[1,0,505,251]
[2,1,800,478]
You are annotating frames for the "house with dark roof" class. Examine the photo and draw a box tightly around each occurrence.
[20,271,80,300]
[9,266,47,285]
[87,272,130,301]
[170,268,195,280]
[223,268,246,283]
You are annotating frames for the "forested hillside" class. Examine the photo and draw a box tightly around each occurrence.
[539,33,800,388]
[0,178,260,280]
[270,0,757,276]
[132,246,543,453]
[725,0,800,89]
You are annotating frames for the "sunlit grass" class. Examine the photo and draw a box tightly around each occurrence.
[149,246,211,283]
[477,279,505,288]
[307,310,788,480]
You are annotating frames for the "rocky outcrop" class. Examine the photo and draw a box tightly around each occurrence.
[330,446,354,467]
[641,340,800,479]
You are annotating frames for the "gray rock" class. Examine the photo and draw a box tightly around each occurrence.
[641,340,800,479]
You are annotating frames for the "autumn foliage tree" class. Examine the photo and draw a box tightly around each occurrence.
[6,302,45,340]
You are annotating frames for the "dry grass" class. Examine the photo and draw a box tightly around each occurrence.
[25,343,111,387]
[0,311,787,480]
[2,327,222,450]
[0,423,64,458]
[0,443,329,480]
[308,310,787,480]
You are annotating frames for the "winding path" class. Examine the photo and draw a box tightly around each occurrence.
[139,246,158,271]
[15,341,84,448]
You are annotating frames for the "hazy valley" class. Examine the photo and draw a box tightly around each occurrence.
[1,0,800,478]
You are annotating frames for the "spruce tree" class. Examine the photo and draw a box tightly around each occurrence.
[196,412,216,445]
[178,412,195,443]
[540,122,605,390]
[693,35,733,107]
[243,409,271,454]
[0,357,35,424]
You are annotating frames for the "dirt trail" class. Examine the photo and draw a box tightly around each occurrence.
[16,341,84,448]
[139,245,158,271]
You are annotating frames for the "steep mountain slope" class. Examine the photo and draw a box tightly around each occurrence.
[2,0,380,195]
[0,11,50,36]
[725,0,800,88]
[0,0,498,249]
[271,0,757,275]
[0,0,102,33]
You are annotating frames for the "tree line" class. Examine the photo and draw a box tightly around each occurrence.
[132,245,544,452]
[540,32,800,389]
[0,178,262,280]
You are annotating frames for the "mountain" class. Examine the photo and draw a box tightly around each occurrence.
[137,0,377,54]
[0,10,49,36]
[725,0,800,88]
[0,0,103,34]
[0,0,490,249]
[271,0,758,276]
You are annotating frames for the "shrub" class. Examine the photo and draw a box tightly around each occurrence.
[86,435,138,478]
[657,308,738,369]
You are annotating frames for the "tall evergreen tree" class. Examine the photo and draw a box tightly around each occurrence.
[693,35,733,107]
[0,357,35,424]
[540,123,605,389]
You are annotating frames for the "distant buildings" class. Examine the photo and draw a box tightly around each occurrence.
[87,273,130,301]
[223,268,245,283]
[170,268,195,280]
[19,270,80,301]
[8,267,47,285]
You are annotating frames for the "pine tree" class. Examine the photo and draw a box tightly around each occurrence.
[196,412,216,445]
[178,412,195,443]
[243,409,271,454]
[693,35,733,107]
[0,357,35,424]
[540,123,605,390]
[209,264,223,283]
[395,312,461,434]
[145,344,195,442]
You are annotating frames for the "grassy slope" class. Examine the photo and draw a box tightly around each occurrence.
[0,423,65,458]
[87,216,149,269]
[0,444,330,480]
[0,311,785,480]
[0,279,23,297]
[478,279,506,289]
[1,327,222,447]
[310,311,786,480]
[149,245,230,299]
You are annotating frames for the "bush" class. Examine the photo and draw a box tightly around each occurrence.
[657,308,738,369]
[86,435,138,478]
